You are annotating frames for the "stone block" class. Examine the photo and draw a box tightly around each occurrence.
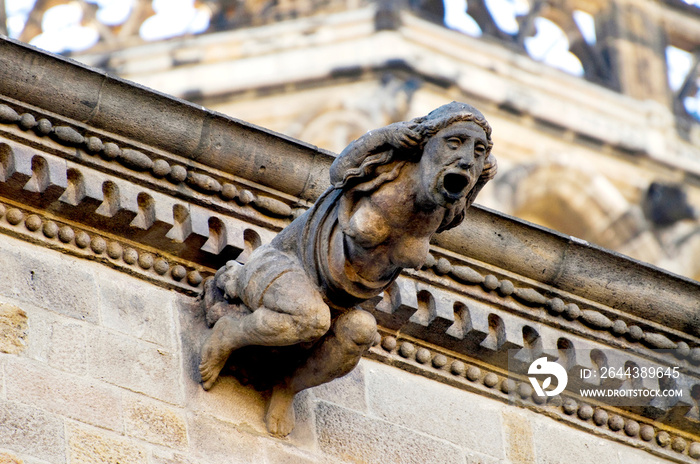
[188,413,265,464]
[150,451,202,464]
[6,359,122,432]
[17,307,86,370]
[179,303,269,433]
[21,307,52,363]
[0,238,99,322]
[311,361,367,413]
[67,423,146,464]
[0,452,23,464]
[88,328,183,404]
[47,321,86,375]
[264,443,320,464]
[0,400,65,463]
[0,303,27,354]
[124,395,188,449]
[99,277,176,348]
[315,401,464,464]
[615,446,672,464]
[530,412,621,464]
[365,361,505,459]
[185,374,269,434]
[502,410,535,464]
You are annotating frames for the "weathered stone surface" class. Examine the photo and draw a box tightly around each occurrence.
[0,303,27,354]
[150,451,204,464]
[366,361,504,459]
[502,410,535,464]
[264,443,319,464]
[87,328,183,405]
[151,451,204,464]
[311,361,367,413]
[6,359,122,431]
[47,321,86,375]
[68,424,146,464]
[463,450,501,464]
[287,389,317,450]
[316,401,464,464]
[0,452,23,464]
[0,400,65,463]
[188,413,265,464]
[615,446,676,464]
[530,412,620,464]
[125,396,188,449]
[0,358,4,398]
[99,277,176,348]
[179,307,268,433]
[0,237,98,322]
[185,373,268,434]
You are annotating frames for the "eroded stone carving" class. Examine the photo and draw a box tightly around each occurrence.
[199,102,497,436]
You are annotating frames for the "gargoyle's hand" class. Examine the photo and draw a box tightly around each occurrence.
[384,121,421,149]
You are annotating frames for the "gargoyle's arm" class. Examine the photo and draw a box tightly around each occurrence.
[329,121,420,187]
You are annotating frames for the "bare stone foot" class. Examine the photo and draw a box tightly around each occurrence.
[199,316,237,391]
[265,384,296,437]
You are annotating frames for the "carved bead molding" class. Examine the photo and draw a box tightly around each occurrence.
[1,97,698,446]
[364,264,700,433]
[370,333,700,463]
[0,101,302,223]
[0,200,206,293]
[417,254,697,359]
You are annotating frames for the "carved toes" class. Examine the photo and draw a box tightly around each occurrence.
[266,386,296,437]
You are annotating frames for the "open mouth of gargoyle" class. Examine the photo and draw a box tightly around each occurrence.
[442,172,470,196]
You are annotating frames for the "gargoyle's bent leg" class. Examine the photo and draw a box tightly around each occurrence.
[266,309,377,437]
[200,271,331,391]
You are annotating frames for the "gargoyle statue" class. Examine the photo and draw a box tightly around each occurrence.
[199,101,497,436]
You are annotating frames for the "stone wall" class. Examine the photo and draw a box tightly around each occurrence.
[0,233,685,464]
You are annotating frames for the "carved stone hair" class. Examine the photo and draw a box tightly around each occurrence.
[412,101,494,154]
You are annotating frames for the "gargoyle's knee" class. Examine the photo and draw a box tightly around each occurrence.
[295,300,331,342]
[262,272,331,343]
[335,309,377,347]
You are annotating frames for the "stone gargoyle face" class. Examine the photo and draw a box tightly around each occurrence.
[418,120,489,208]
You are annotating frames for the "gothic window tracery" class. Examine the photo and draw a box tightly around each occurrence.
[442,0,606,79]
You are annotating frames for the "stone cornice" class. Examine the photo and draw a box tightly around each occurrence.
[0,37,333,202]
[437,208,700,338]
